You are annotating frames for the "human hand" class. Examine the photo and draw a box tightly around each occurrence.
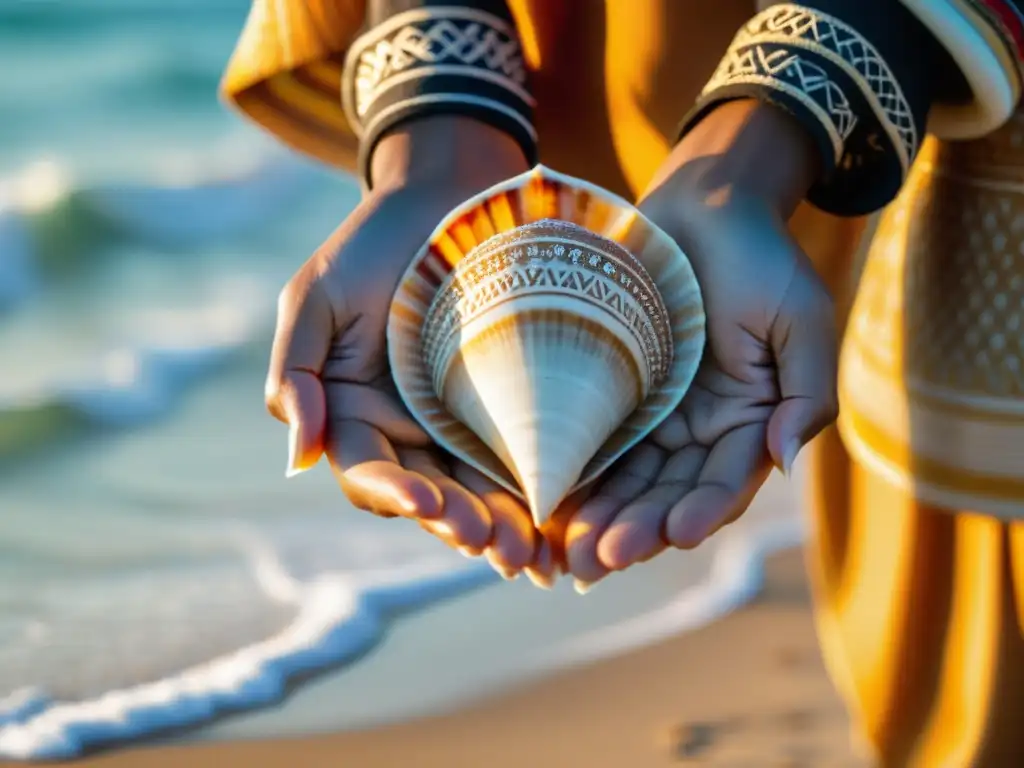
[560,100,839,590]
[265,116,555,586]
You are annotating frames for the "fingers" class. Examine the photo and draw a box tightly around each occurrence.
[540,485,592,571]
[324,380,433,447]
[596,444,706,570]
[768,275,839,474]
[399,450,492,552]
[664,423,771,549]
[563,424,772,586]
[327,419,443,519]
[563,443,666,589]
[266,276,336,476]
[412,456,554,587]
[524,537,557,590]
[329,415,551,585]
[454,463,539,580]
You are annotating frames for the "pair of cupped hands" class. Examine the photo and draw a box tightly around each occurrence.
[266,103,839,592]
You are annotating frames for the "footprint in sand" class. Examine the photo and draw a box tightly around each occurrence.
[665,708,869,767]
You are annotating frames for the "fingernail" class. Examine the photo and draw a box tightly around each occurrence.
[287,424,300,474]
[394,494,419,515]
[525,568,554,590]
[458,547,478,559]
[286,424,307,478]
[285,456,308,478]
[782,438,803,477]
[430,521,454,538]
[573,578,596,595]
[485,551,519,581]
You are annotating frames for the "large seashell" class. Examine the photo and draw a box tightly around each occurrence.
[388,166,705,526]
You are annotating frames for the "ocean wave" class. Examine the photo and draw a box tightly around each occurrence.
[0,206,37,310]
[0,305,269,458]
[0,272,276,456]
[0,345,238,458]
[0,543,497,762]
[548,516,806,666]
[0,142,340,459]
[0,1,248,38]
[0,512,808,761]
[100,63,222,109]
[0,151,317,311]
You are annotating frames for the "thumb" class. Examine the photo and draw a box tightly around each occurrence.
[266,273,336,476]
[766,275,839,475]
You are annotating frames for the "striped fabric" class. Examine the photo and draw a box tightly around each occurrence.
[900,0,1024,137]
[220,0,367,171]
[219,0,1024,171]
[972,0,1024,60]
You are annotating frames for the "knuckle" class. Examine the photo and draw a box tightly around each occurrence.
[809,385,840,434]
[264,378,287,420]
[276,260,328,318]
[276,275,304,316]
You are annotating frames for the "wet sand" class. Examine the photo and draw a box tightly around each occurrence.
[50,550,869,768]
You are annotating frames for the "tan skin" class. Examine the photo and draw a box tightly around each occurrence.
[265,116,556,587]
[561,99,837,590]
[266,100,838,588]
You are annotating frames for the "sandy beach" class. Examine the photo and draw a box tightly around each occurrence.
[43,550,868,768]
[0,7,876,766]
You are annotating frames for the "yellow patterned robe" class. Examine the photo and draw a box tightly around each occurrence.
[222,1,1024,764]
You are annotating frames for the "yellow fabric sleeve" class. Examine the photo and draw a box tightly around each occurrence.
[220,0,368,172]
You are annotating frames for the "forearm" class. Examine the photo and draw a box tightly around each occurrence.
[661,99,819,221]
[371,115,529,191]
[342,0,536,191]
[672,0,956,218]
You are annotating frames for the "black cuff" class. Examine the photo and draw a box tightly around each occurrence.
[342,1,537,191]
[677,1,941,217]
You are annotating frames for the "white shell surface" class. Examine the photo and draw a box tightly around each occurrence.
[441,307,642,525]
[387,165,706,515]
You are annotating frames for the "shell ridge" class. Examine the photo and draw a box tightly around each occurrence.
[387,165,707,517]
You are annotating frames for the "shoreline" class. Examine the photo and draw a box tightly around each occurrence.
[36,549,869,768]
[0,475,809,763]
[0,349,806,762]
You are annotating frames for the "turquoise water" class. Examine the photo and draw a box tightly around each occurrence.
[0,2,805,760]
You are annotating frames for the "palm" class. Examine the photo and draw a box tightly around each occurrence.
[557,333,776,588]
[268,185,550,583]
[556,189,837,589]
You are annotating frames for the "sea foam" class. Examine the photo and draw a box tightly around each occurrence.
[0,513,807,761]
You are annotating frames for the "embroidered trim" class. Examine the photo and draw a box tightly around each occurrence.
[341,7,533,135]
[728,4,918,175]
[964,0,1024,65]
[703,44,857,163]
[361,92,537,150]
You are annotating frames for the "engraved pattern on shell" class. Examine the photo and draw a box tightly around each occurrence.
[386,165,706,510]
[421,219,673,396]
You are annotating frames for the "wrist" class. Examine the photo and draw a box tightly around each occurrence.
[649,99,821,221]
[369,115,532,195]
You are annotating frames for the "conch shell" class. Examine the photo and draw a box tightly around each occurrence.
[388,167,705,526]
